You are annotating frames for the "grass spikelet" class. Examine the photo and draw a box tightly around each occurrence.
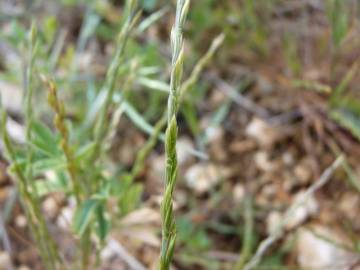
[41,75,83,202]
[159,1,190,269]
[130,33,224,189]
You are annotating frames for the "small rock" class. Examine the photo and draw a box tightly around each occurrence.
[17,266,31,270]
[246,117,282,147]
[76,52,93,72]
[6,117,25,144]
[56,207,74,230]
[229,139,256,154]
[257,76,273,94]
[185,163,231,195]
[0,252,11,270]
[0,80,22,114]
[174,189,187,208]
[176,137,195,166]
[209,89,227,106]
[283,171,297,192]
[233,184,245,203]
[254,151,277,172]
[147,154,165,192]
[42,196,59,219]
[294,159,312,185]
[282,152,294,166]
[150,155,165,177]
[267,211,282,235]
[121,208,160,226]
[100,242,116,261]
[297,226,359,270]
[262,184,277,199]
[204,126,223,144]
[15,215,27,228]
[339,193,360,225]
[205,126,227,161]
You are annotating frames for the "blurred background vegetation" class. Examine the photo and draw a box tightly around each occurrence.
[0,0,360,269]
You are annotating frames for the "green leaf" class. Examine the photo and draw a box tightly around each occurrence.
[335,97,360,116]
[140,0,158,11]
[138,77,169,92]
[96,204,110,241]
[43,16,58,45]
[119,183,143,216]
[78,12,100,51]
[73,199,100,236]
[75,142,96,161]
[327,0,349,48]
[32,157,67,175]
[4,20,27,47]
[16,156,67,177]
[331,62,358,105]
[177,217,211,251]
[293,79,332,94]
[31,121,60,157]
[331,109,360,141]
[136,7,168,33]
[123,101,165,140]
[181,102,201,137]
[356,241,360,253]
[35,174,67,196]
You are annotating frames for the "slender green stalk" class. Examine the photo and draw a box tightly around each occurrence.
[130,114,167,179]
[90,0,140,166]
[236,194,254,270]
[24,23,49,265]
[105,59,139,151]
[180,33,225,100]
[22,23,61,270]
[159,1,190,269]
[81,2,140,267]
[1,112,60,270]
[25,23,37,150]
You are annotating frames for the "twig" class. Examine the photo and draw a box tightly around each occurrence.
[205,73,301,126]
[106,239,147,270]
[205,251,240,262]
[244,155,344,270]
[206,73,270,118]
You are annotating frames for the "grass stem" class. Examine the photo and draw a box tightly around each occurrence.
[159,1,190,269]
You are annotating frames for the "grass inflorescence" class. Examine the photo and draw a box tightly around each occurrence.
[159,1,190,269]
